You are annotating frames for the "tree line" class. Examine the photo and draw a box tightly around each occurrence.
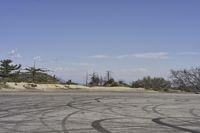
[0,59,200,93]
[86,69,200,93]
[0,59,58,83]
[86,71,130,87]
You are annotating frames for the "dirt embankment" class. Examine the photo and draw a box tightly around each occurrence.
[0,82,147,92]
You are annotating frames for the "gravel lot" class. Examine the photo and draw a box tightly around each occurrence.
[0,92,199,133]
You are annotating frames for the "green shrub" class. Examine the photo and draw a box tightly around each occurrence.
[23,83,37,89]
[110,82,119,87]
[132,76,171,91]
[163,88,169,92]
[30,83,37,88]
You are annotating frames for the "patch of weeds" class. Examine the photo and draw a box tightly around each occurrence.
[163,88,169,92]
[0,83,9,89]
[30,83,37,88]
[24,83,37,89]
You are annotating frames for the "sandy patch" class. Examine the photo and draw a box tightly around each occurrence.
[0,82,147,92]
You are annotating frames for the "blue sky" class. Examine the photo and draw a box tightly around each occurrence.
[0,0,200,83]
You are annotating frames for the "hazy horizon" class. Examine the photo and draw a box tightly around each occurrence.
[1,0,200,83]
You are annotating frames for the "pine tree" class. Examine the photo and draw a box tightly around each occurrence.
[0,59,21,78]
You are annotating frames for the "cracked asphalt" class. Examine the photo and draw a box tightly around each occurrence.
[0,92,199,133]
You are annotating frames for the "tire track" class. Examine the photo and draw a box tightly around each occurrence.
[61,98,101,133]
[91,118,114,133]
[189,108,200,118]
[152,104,166,116]
[152,118,200,133]
[142,104,153,114]
[61,109,82,133]
[0,92,200,133]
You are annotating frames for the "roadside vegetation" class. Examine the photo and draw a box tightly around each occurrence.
[86,69,200,93]
[0,59,59,84]
[0,59,200,93]
[131,76,171,92]
[170,67,200,93]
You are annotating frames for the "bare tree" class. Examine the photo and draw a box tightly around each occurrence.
[170,67,200,93]
[25,63,48,83]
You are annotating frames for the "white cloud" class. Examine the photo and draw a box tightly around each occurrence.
[33,56,41,61]
[117,68,149,74]
[118,52,168,59]
[87,55,109,59]
[54,66,76,72]
[137,68,149,73]
[86,52,169,60]
[75,63,95,66]
[133,52,168,59]
[8,49,22,59]
[178,52,199,56]
[113,68,150,81]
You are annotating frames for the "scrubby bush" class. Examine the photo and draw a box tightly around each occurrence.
[132,76,171,91]
[110,82,119,87]
[104,78,115,86]
[66,80,78,85]
[0,82,9,89]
